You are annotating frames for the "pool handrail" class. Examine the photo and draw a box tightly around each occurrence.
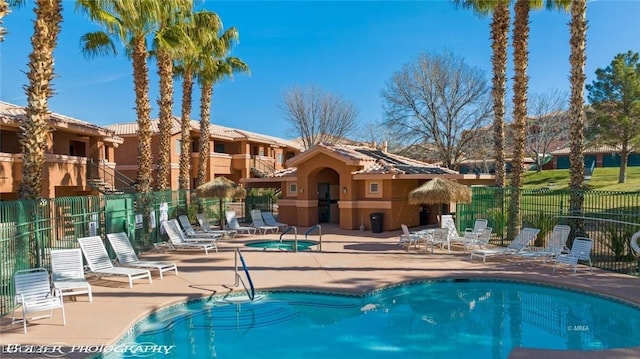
[305,225,322,252]
[234,248,256,301]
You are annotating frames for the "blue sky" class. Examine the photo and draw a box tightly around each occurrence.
[1,0,639,140]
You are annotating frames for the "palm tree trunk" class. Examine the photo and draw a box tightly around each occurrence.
[132,35,153,194]
[19,0,62,200]
[491,1,509,188]
[156,49,173,190]
[198,82,213,187]
[179,71,193,190]
[507,0,530,239]
[568,0,587,235]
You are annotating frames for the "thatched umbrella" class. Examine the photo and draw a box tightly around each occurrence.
[196,177,244,226]
[408,178,472,215]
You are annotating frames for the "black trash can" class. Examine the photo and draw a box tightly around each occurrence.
[370,212,384,233]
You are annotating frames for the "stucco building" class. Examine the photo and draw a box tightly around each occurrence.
[0,101,123,200]
[107,118,301,190]
[244,143,494,231]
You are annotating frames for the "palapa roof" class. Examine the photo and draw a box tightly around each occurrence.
[107,117,301,150]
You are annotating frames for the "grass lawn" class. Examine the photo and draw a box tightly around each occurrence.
[522,167,640,192]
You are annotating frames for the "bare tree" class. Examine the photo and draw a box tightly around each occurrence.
[280,85,359,150]
[526,89,570,172]
[381,51,493,170]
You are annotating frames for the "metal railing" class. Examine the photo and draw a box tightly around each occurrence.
[87,159,137,194]
[305,225,322,252]
[279,226,298,252]
[234,248,256,301]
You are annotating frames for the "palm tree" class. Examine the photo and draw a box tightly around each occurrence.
[19,0,63,199]
[78,0,164,193]
[196,27,249,187]
[0,0,9,42]
[153,1,192,191]
[173,10,221,191]
[507,0,550,239]
[453,0,510,189]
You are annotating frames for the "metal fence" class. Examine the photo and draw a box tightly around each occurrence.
[0,190,275,316]
[457,187,640,275]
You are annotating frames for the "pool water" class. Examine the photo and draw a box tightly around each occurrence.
[108,280,640,358]
[245,239,317,251]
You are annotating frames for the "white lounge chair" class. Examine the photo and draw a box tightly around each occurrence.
[262,211,289,232]
[12,268,66,333]
[517,224,571,264]
[178,215,224,240]
[470,227,540,263]
[106,232,178,279]
[77,236,152,288]
[50,248,93,302]
[161,220,218,255]
[553,237,593,273]
[250,209,280,234]
[195,213,237,238]
[225,211,258,235]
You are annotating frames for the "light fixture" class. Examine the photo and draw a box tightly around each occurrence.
[343,187,348,194]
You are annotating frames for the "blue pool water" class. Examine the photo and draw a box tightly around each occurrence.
[107,279,640,358]
[245,239,317,251]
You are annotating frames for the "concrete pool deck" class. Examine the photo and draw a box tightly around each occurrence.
[2,225,640,358]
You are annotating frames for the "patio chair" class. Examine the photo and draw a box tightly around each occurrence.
[77,236,152,288]
[470,227,540,264]
[12,268,66,333]
[250,209,280,234]
[466,227,492,252]
[161,220,218,255]
[553,237,593,273]
[262,211,289,232]
[225,211,258,235]
[631,230,640,256]
[178,215,225,240]
[462,219,489,247]
[50,248,93,302]
[106,232,178,279]
[442,215,478,252]
[399,224,421,251]
[420,227,451,254]
[517,224,571,264]
[195,213,238,238]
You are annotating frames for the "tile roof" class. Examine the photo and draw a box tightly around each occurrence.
[551,144,625,155]
[264,143,458,177]
[107,117,301,149]
[0,101,122,142]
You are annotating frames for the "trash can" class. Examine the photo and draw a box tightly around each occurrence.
[370,212,384,233]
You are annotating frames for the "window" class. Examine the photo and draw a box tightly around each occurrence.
[214,143,225,153]
[289,183,297,195]
[176,139,181,155]
[369,182,379,193]
[277,153,283,164]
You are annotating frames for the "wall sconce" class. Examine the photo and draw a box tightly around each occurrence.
[343,187,348,194]
[299,188,304,194]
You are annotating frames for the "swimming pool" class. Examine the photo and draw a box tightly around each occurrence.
[245,239,317,251]
[108,279,640,358]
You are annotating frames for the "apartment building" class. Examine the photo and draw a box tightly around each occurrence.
[0,101,123,200]
[107,118,301,189]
